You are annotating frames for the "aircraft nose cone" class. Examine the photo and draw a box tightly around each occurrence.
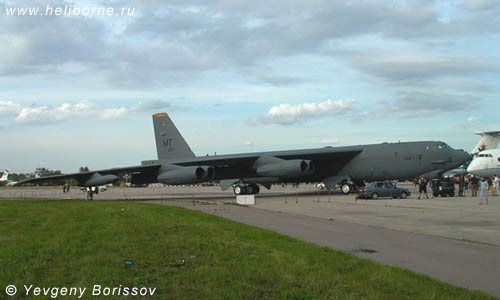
[455,150,472,165]
[458,150,472,164]
[461,150,472,162]
[467,158,477,174]
[451,150,471,167]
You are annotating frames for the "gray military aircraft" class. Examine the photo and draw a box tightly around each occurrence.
[17,113,471,195]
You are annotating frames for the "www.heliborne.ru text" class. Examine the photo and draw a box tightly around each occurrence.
[3,5,135,17]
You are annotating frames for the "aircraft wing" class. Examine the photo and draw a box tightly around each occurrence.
[15,164,162,186]
[173,147,363,168]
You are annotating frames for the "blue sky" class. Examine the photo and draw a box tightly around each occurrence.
[0,0,499,173]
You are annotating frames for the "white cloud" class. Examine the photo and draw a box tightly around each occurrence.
[0,100,22,115]
[98,108,129,120]
[254,99,356,125]
[467,116,478,123]
[14,100,99,125]
[8,99,170,125]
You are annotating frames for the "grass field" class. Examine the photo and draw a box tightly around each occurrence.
[0,199,496,300]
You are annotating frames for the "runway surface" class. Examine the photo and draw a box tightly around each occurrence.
[2,183,500,296]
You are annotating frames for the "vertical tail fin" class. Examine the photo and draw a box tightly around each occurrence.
[472,131,500,154]
[0,170,9,182]
[152,113,195,160]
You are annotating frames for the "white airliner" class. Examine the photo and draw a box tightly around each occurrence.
[467,149,500,177]
[441,130,500,178]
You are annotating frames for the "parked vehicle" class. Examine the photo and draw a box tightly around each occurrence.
[431,180,455,197]
[356,182,411,199]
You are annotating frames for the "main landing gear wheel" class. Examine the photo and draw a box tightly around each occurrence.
[233,184,260,195]
[233,185,246,195]
[341,184,351,195]
[246,185,254,194]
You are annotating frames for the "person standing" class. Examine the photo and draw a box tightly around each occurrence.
[479,177,489,205]
[493,175,499,196]
[458,175,464,197]
[470,175,479,197]
[417,177,429,199]
[488,177,494,196]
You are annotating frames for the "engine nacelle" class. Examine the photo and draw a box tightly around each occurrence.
[83,173,120,187]
[200,166,215,181]
[157,166,214,185]
[256,159,314,178]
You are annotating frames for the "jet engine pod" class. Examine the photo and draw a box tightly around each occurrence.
[256,159,314,178]
[157,166,209,185]
[200,166,215,181]
[83,173,120,187]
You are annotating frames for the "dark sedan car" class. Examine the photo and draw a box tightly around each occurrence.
[356,182,411,199]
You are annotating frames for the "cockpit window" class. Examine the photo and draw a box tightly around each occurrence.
[426,143,451,151]
[437,143,451,150]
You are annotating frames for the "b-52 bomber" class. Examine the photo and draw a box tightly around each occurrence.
[17,113,470,196]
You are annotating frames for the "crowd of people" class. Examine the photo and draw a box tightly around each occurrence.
[415,174,500,205]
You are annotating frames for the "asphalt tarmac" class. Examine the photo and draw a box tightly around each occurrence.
[2,183,500,296]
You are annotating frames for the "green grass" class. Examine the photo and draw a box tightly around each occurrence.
[0,199,495,300]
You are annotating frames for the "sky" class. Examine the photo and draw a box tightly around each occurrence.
[0,0,499,173]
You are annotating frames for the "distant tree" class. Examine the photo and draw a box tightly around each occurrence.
[79,167,89,173]
[11,173,26,182]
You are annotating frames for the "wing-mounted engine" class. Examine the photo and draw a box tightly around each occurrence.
[253,156,314,178]
[157,165,215,185]
[82,173,120,187]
